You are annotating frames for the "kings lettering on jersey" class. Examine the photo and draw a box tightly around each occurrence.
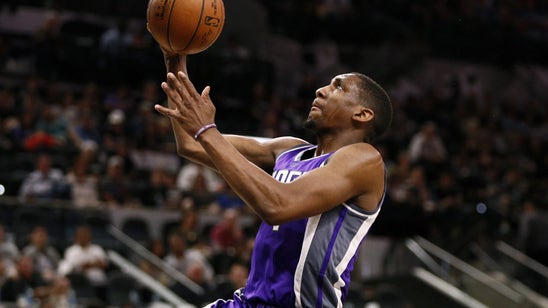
[272,169,306,183]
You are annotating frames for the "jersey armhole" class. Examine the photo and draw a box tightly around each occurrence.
[275,144,314,162]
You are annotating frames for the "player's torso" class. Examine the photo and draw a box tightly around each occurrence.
[244,144,381,307]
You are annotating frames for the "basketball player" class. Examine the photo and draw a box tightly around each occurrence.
[155,52,393,307]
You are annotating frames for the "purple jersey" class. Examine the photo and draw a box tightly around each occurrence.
[207,144,384,308]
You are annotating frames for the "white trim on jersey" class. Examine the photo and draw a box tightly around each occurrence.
[294,214,322,308]
[342,202,371,218]
[333,214,379,307]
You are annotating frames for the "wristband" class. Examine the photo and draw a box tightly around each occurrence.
[194,123,217,140]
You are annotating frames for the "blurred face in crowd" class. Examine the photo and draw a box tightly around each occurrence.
[422,122,437,139]
[186,262,205,283]
[168,233,185,256]
[150,239,165,257]
[31,226,48,249]
[17,256,34,279]
[222,209,239,228]
[75,226,91,247]
[37,155,52,174]
[229,263,249,289]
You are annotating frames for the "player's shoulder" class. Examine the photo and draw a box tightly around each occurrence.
[330,143,384,169]
[267,136,310,157]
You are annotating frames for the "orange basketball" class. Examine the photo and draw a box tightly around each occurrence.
[146,0,225,54]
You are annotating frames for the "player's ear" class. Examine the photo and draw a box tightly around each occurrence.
[352,107,374,124]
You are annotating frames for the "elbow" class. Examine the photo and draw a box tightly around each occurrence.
[257,201,288,226]
[262,215,283,226]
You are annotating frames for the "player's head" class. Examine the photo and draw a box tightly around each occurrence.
[304,73,392,142]
[353,73,393,141]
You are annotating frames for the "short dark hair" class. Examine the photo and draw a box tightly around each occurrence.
[353,73,393,142]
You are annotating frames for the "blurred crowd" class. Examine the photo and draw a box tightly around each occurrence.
[0,211,253,306]
[0,0,547,305]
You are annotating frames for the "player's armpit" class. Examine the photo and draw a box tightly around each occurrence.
[223,135,307,171]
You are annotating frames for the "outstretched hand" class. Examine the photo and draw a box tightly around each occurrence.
[155,72,216,138]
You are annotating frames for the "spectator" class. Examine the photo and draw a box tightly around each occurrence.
[18,153,69,202]
[214,183,246,212]
[101,109,128,156]
[41,276,73,308]
[408,121,448,180]
[210,209,244,253]
[103,86,133,114]
[517,200,548,266]
[33,104,81,150]
[171,260,215,307]
[73,113,101,148]
[0,224,19,277]
[386,165,432,237]
[0,256,51,304]
[22,226,61,281]
[164,228,215,284]
[99,19,131,58]
[163,231,187,274]
[66,154,101,208]
[98,155,135,207]
[176,208,200,245]
[212,261,249,300]
[139,168,178,208]
[6,111,37,151]
[58,225,108,299]
[137,239,168,285]
[515,200,548,294]
[431,171,463,210]
[176,161,224,205]
[185,234,215,285]
[137,239,171,303]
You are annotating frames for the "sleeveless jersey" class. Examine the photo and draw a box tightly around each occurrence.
[242,144,384,307]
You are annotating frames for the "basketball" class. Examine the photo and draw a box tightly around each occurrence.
[146,0,225,54]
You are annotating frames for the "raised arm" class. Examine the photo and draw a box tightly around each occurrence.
[156,52,305,171]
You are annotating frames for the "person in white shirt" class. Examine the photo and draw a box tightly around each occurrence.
[58,225,108,287]
[18,153,68,201]
[176,161,224,194]
[65,155,101,208]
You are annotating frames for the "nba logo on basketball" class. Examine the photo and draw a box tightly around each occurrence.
[204,16,220,27]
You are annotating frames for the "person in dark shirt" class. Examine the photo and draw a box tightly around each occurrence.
[1,255,50,303]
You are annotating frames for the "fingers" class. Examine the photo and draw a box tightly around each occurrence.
[163,72,197,109]
[201,86,211,100]
[154,104,182,122]
[153,104,172,117]
[160,79,183,112]
[177,71,201,101]
[167,73,192,104]
[157,72,212,119]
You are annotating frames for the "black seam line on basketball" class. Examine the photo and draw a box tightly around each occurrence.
[166,0,177,51]
[183,0,205,52]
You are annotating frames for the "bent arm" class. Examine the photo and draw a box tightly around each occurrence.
[198,129,385,225]
[158,54,305,171]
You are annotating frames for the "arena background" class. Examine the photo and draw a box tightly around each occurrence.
[0,1,547,307]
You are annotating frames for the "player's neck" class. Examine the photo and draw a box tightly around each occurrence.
[315,132,364,156]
